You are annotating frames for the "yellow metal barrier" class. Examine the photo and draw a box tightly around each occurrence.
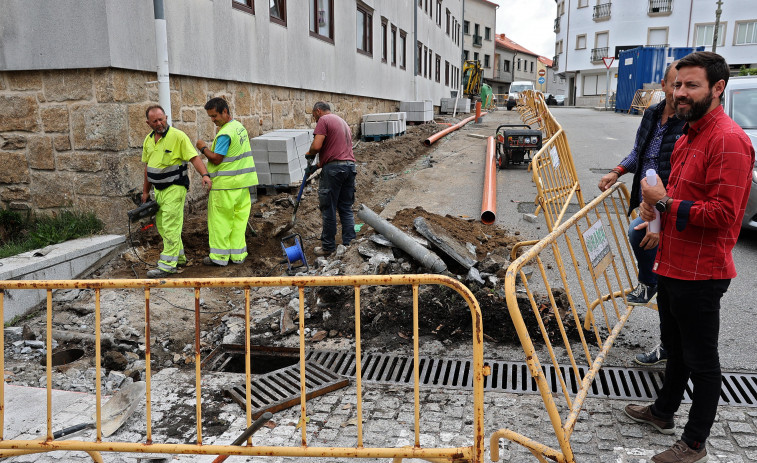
[0,275,485,462]
[491,182,639,463]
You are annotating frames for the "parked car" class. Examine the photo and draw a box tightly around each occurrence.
[507,81,535,110]
[554,94,566,106]
[722,76,757,231]
[544,93,566,106]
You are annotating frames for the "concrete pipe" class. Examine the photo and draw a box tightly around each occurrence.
[356,204,447,273]
[480,136,497,225]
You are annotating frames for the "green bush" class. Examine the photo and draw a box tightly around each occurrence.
[738,65,757,76]
[0,209,103,259]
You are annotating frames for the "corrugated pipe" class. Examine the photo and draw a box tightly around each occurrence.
[480,136,497,225]
[423,112,488,146]
[356,204,447,273]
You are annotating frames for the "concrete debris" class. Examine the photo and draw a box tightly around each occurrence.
[4,326,23,343]
[413,217,477,269]
[279,308,297,335]
[466,267,485,285]
[523,213,538,223]
[22,324,36,340]
[369,233,394,247]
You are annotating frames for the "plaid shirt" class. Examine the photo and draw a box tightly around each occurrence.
[654,105,755,280]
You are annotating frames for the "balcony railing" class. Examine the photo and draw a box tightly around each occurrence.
[554,17,560,33]
[473,35,482,47]
[648,0,672,14]
[591,47,609,63]
[593,2,611,20]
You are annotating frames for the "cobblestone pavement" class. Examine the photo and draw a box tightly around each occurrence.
[5,371,757,463]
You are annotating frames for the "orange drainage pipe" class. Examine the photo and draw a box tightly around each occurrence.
[423,112,488,146]
[480,136,497,225]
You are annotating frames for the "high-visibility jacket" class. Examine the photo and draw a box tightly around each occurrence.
[208,120,258,190]
[142,126,196,190]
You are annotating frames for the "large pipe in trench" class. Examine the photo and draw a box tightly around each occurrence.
[480,136,497,225]
[356,204,447,273]
[423,112,488,146]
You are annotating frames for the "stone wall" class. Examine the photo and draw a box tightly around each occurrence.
[0,68,397,232]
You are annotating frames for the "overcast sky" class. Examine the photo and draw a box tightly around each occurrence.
[494,0,557,58]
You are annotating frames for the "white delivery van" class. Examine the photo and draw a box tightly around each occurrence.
[507,81,536,110]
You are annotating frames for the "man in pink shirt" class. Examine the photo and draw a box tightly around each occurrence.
[305,101,357,256]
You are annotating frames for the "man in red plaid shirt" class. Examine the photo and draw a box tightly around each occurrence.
[624,51,755,463]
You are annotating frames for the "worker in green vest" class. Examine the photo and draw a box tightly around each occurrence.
[142,105,212,278]
[196,97,258,266]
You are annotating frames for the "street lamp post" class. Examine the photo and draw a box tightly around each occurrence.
[712,0,723,53]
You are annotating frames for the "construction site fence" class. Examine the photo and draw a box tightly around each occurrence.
[0,275,485,463]
[491,181,639,463]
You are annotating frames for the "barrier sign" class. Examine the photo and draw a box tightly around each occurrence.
[583,219,611,273]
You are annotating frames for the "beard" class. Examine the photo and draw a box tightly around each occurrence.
[155,124,169,134]
[675,89,713,122]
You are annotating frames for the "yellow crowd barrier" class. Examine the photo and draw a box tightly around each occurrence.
[0,275,485,462]
[491,182,638,463]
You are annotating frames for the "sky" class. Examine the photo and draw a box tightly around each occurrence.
[493,0,557,58]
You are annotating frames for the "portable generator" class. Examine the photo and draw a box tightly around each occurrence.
[495,124,543,169]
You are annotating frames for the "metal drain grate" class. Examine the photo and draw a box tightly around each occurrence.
[306,350,757,408]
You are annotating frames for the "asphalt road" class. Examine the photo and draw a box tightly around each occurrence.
[387,107,757,371]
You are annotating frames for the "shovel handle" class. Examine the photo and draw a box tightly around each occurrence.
[211,412,273,463]
[53,422,94,439]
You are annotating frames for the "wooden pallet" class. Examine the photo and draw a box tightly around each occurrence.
[361,131,406,142]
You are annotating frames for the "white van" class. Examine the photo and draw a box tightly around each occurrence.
[507,81,536,110]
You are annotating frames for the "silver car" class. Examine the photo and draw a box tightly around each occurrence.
[723,76,757,231]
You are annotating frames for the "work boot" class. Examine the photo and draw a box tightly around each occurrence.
[624,404,675,435]
[146,268,173,279]
[313,246,334,257]
[652,440,708,463]
[202,256,224,266]
[635,344,668,366]
[627,282,657,306]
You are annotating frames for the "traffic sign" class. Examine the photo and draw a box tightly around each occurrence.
[538,77,546,84]
[602,57,615,69]
[538,69,546,77]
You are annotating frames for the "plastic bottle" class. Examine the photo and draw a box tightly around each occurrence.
[645,169,661,233]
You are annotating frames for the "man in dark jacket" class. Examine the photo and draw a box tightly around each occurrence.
[598,61,685,366]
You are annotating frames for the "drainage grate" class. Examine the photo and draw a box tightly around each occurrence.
[225,361,349,418]
[306,350,757,408]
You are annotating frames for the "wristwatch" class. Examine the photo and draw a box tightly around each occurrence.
[655,196,670,213]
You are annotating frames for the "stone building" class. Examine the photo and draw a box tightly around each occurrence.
[0,0,465,231]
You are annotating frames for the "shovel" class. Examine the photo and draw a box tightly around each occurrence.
[274,158,318,237]
[53,381,146,439]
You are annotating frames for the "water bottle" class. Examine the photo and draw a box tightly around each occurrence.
[645,169,661,233]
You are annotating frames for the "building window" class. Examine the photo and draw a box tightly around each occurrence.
[647,27,669,46]
[428,48,433,78]
[310,0,334,42]
[446,9,451,35]
[484,54,490,68]
[424,45,429,78]
[485,27,491,40]
[576,34,587,49]
[417,41,423,75]
[474,52,479,62]
[436,1,442,27]
[504,59,510,72]
[232,0,254,14]
[357,4,373,56]
[735,20,757,45]
[445,60,450,86]
[530,61,534,73]
[517,58,521,71]
[464,49,469,60]
[425,0,430,15]
[391,25,397,66]
[577,0,588,7]
[269,0,286,26]
[556,39,564,55]
[464,20,470,35]
[694,23,726,48]
[400,30,407,69]
[435,54,441,82]
[381,18,388,62]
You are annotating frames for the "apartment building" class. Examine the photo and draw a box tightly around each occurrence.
[0,0,464,229]
[462,0,498,84]
[489,34,540,96]
[553,0,757,106]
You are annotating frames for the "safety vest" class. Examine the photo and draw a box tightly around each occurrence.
[208,120,258,190]
[142,126,192,191]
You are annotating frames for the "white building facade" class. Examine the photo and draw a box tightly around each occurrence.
[462,0,498,82]
[553,0,757,106]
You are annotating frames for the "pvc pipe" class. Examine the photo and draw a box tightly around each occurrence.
[153,0,171,124]
[480,136,496,225]
[475,101,482,123]
[423,112,487,146]
[356,204,447,273]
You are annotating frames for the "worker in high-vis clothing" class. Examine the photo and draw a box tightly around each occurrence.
[142,105,212,278]
[196,97,258,266]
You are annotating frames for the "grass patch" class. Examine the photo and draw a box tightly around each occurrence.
[0,209,104,259]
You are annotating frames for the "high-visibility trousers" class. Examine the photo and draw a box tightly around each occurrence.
[208,188,251,265]
[155,184,187,273]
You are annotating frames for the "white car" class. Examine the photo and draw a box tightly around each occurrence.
[722,76,757,231]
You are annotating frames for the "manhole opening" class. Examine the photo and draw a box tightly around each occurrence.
[41,348,85,367]
[202,344,299,374]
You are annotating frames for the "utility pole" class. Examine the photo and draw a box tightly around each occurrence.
[712,0,723,53]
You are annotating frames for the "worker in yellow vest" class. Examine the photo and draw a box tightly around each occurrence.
[196,97,258,266]
[142,105,212,278]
